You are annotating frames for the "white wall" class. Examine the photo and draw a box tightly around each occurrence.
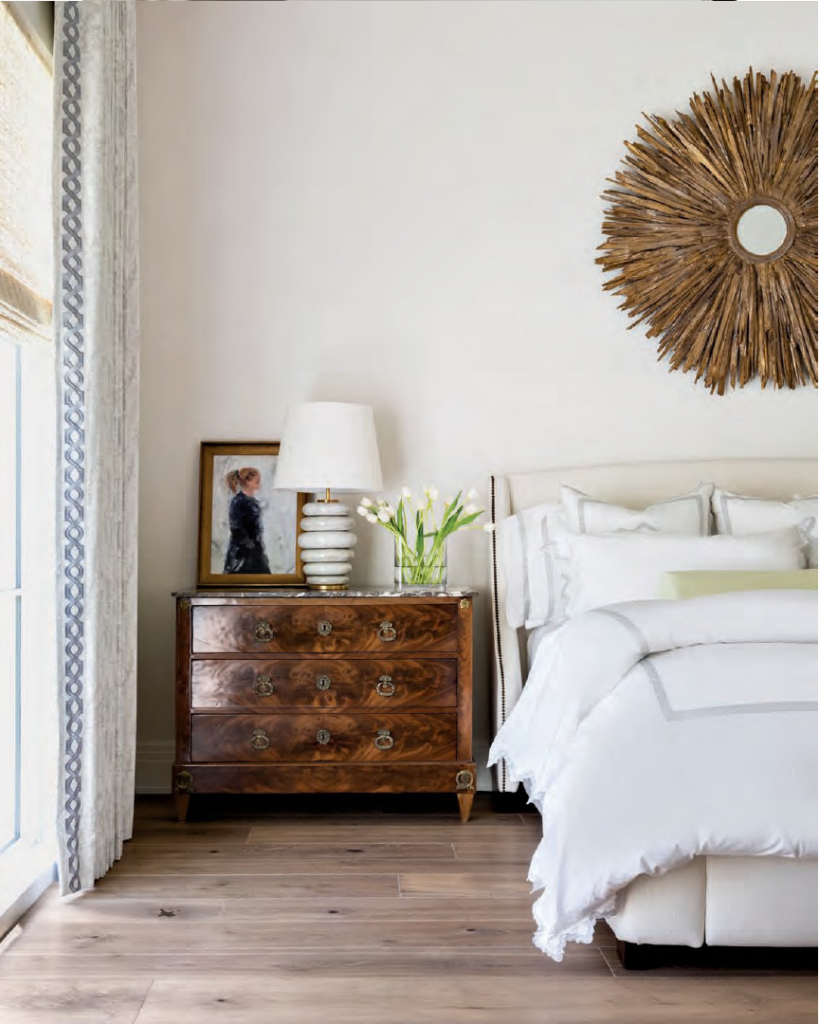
[135,0,818,791]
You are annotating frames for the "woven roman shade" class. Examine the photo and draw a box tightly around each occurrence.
[0,1,52,344]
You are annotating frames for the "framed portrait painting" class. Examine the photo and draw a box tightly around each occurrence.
[197,442,307,587]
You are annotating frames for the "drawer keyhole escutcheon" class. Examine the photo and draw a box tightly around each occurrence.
[250,728,270,751]
[377,621,397,643]
[254,621,276,643]
[317,619,333,637]
[316,674,331,691]
[254,675,274,697]
[374,729,395,751]
[316,728,332,745]
[375,675,396,697]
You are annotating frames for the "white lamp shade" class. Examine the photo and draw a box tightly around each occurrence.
[274,402,383,493]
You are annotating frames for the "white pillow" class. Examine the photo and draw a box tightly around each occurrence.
[712,488,818,568]
[501,483,714,630]
[560,483,713,536]
[498,503,569,628]
[565,528,805,618]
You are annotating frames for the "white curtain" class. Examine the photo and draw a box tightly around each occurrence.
[54,0,140,894]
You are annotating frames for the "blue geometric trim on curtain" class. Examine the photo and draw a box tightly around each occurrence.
[58,0,85,895]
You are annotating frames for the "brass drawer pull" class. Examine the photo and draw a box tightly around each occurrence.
[317,619,333,637]
[375,675,396,697]
[254,675,274,697]
[254,621,276,643]
[316,674,331,691]
[316,728,331,745]
[377,621,397,643]
[374,729,394,751]
[250,728,270,751]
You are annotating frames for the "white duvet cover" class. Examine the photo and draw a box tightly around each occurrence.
[488,590,818,961]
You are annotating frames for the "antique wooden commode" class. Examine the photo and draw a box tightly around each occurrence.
[173,588,477,822]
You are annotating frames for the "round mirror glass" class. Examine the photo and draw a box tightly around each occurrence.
[735,203,789,257]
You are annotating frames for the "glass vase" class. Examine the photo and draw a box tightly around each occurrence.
[394,535,448,591]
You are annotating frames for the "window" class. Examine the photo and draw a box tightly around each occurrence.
[0,335,20,854]
[0,0,57,933]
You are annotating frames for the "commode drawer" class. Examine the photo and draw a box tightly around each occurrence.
[190,712,458,763]
[191,603,459,654]
[191,658,458,709]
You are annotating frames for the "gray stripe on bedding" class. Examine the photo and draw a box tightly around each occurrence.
[641,659,817,721]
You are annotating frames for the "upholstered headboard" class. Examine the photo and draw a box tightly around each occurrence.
[488,459,817,792]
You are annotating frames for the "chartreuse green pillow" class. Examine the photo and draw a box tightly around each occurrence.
[658,569,818,600]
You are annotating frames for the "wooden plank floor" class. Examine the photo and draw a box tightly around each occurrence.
[0,794,815,1023]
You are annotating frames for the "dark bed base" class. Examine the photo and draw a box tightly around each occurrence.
[617,939,818,971]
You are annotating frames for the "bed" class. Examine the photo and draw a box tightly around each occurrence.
[487,459,818,965]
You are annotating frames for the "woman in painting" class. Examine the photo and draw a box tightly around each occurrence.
[223,467,271,574]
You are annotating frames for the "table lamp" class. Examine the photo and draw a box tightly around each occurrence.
[274,402,383,590]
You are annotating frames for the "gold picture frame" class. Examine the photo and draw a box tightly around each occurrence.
[196,441,307,587]
[597,68,817,394]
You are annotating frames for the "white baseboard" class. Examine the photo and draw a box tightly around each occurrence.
[136,741,175,794]
[0,846,56,942]
[474,741,492,792]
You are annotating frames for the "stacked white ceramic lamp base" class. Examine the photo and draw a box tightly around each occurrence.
[298,501,357,589]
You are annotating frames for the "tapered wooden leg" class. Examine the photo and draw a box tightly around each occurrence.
[456,791,475,823]
[175,793,190,823]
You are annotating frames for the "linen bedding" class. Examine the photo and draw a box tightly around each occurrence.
[488,589,818,961]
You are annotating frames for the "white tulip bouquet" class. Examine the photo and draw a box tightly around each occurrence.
[357,485,493,587]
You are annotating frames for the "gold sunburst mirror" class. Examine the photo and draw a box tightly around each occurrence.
[597,69,817,394]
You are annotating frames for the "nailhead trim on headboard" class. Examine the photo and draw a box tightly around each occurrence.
[490,475,507,791]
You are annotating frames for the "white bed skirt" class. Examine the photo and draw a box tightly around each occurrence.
[610,856,818,948]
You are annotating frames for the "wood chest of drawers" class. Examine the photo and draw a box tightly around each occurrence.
[173,589,477,821]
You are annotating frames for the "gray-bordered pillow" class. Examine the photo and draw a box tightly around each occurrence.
[712,488,817,568]
[560,483,713,537]
[498,503,570,629]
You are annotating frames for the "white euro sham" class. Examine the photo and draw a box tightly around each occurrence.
[712,488,818,568]
[560,482,712,536]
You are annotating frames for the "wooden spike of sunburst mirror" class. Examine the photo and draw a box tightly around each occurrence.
[597,68,817,395]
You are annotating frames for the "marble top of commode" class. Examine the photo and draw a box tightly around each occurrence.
[173,586,478,599]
